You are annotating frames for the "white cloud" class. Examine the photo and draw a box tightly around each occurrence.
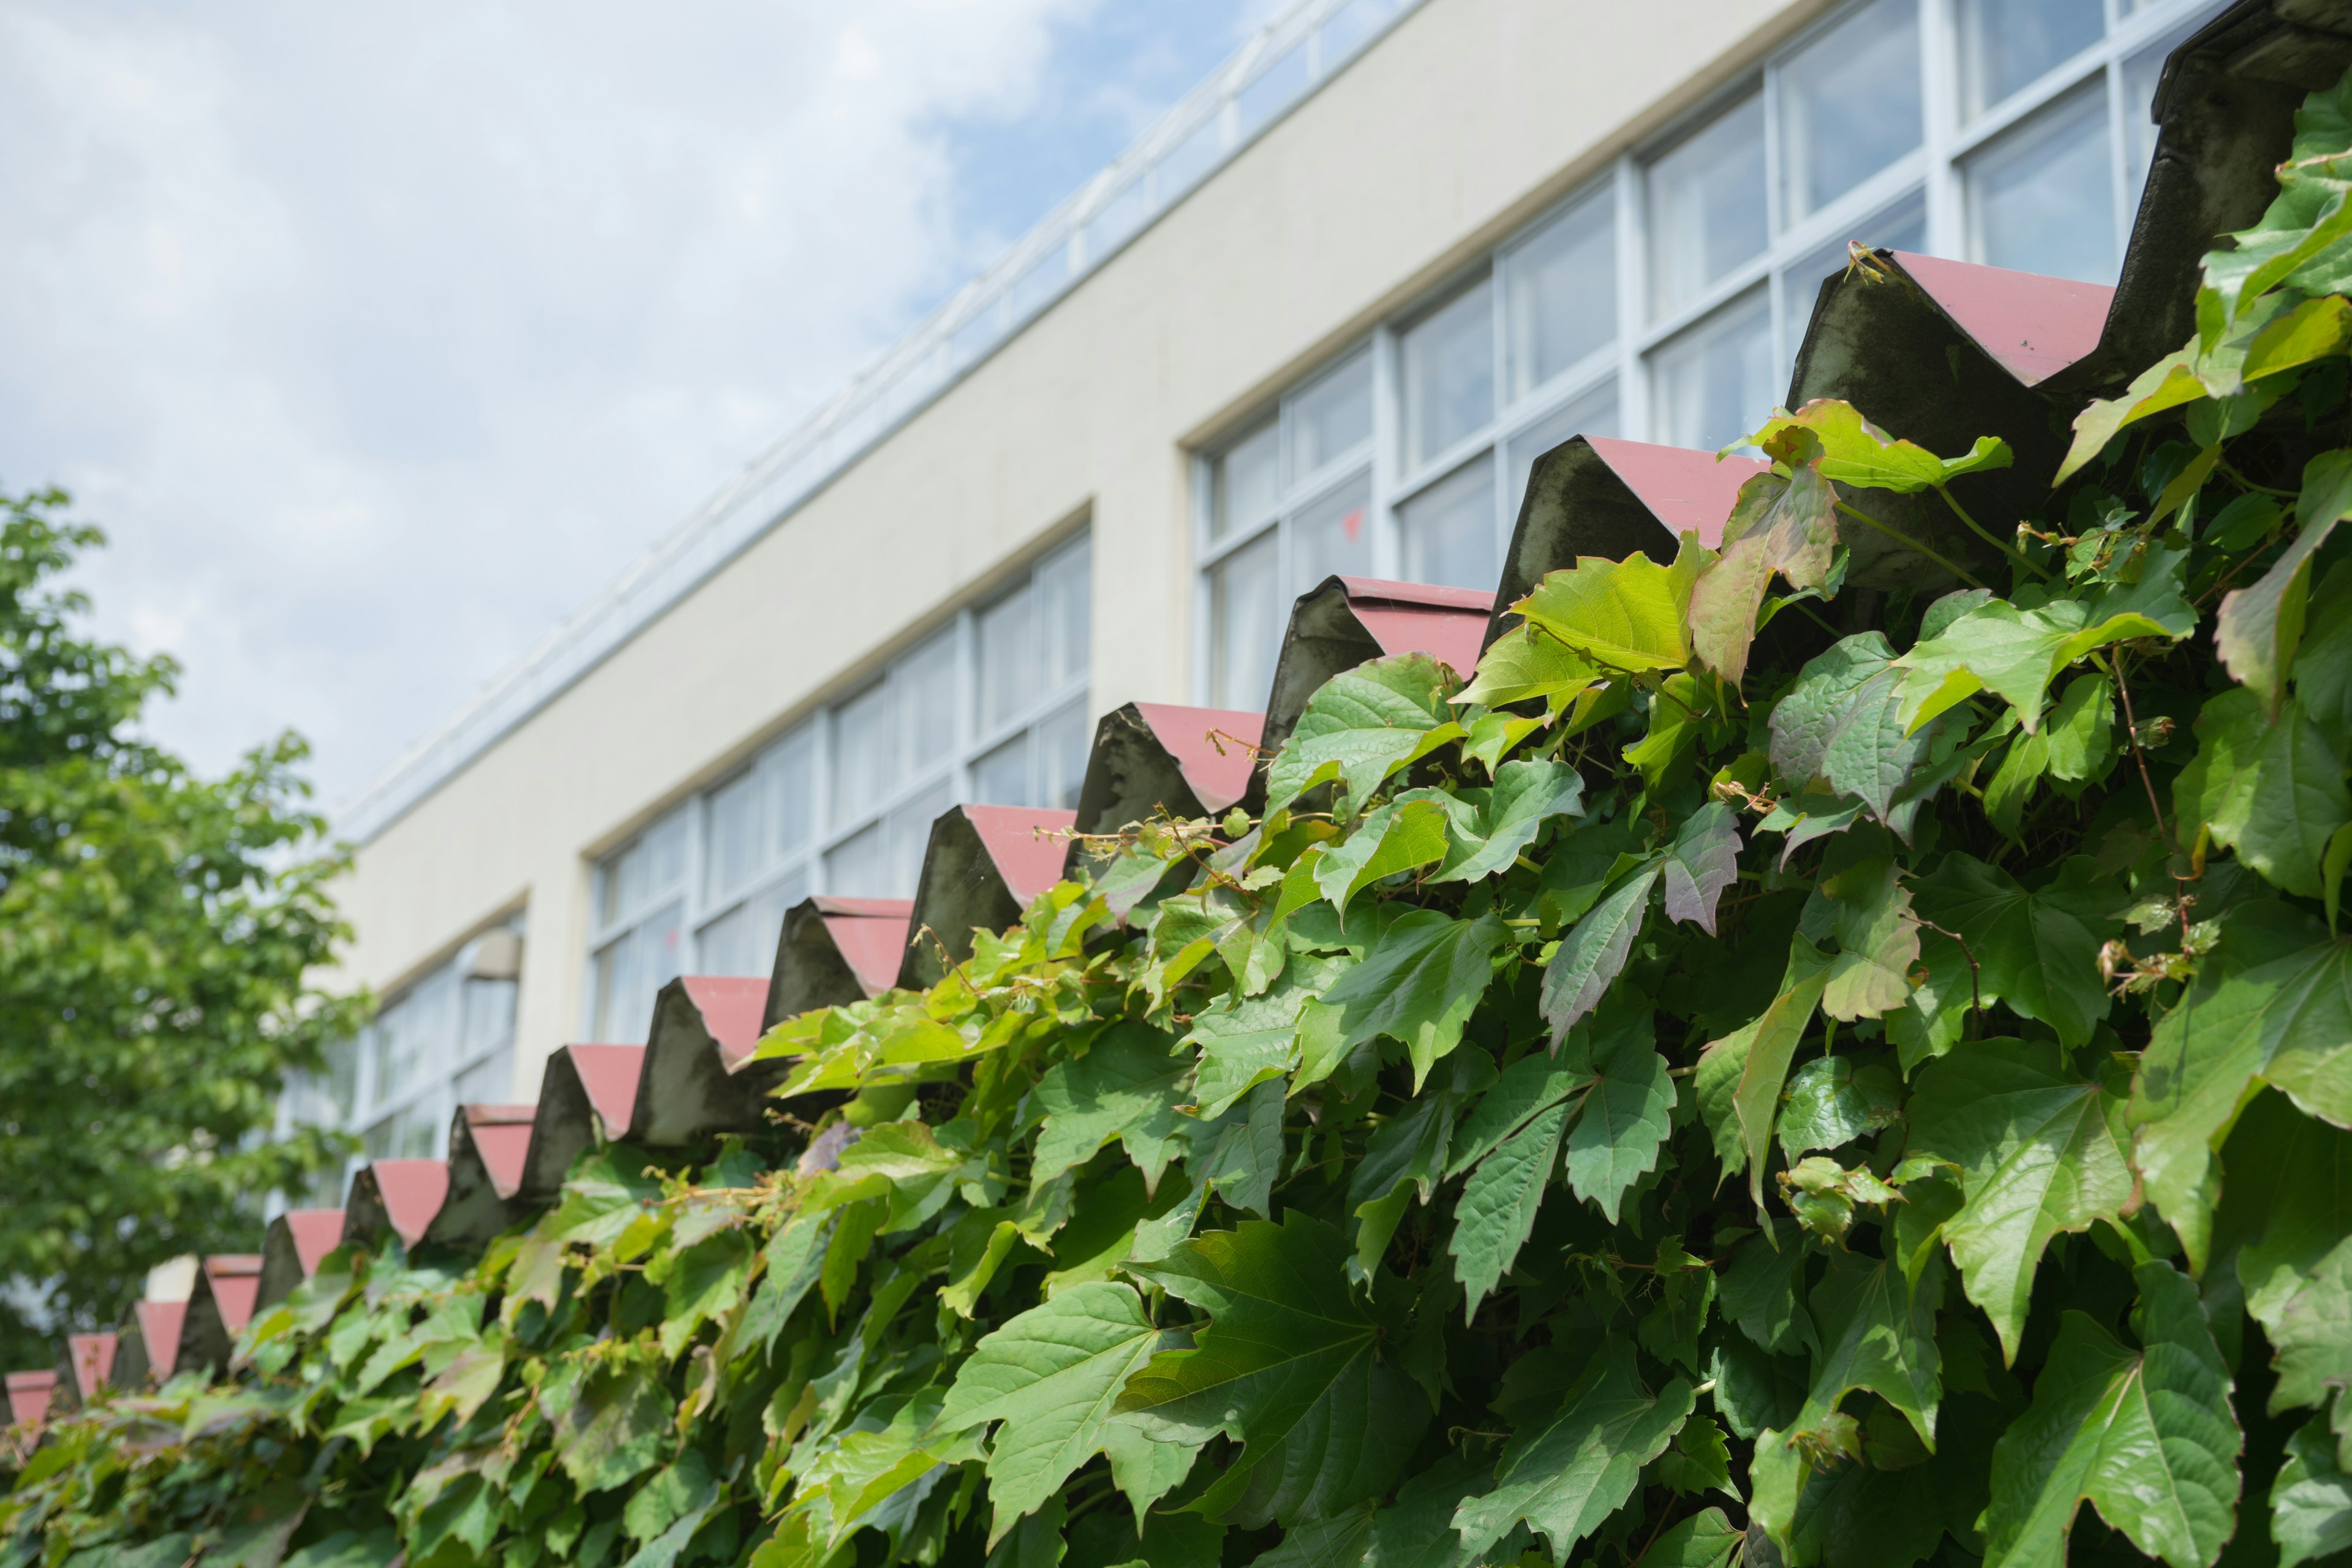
[0,0,1110,804]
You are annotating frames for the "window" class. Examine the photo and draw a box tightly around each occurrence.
[586,532,1092,1038]
[1193,0,2223,703]
[281,924,523,1199]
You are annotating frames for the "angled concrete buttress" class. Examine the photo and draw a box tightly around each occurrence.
[424,1104,537,1248]
[517,1044,645,1204]
[899,805,1078,989]
[256,1208,349,1310]
[175,1254,263,1377]
[764,898,914,1027]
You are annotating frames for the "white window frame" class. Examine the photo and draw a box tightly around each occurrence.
[584,530,1093,1038]
[1193,0,2223,703]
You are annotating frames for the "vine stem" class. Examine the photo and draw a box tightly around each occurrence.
[1833,500,1986,589]
[2098,649,2194,944]
[1931,482,2049,580]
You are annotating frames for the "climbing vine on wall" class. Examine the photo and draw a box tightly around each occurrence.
[18,64,2352,1568]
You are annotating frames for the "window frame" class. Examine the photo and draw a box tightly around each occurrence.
[1192,0,2224,705]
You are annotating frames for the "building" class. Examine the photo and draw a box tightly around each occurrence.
[300,0,2228,1166]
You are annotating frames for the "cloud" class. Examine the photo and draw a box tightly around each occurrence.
[0,0,1163,805]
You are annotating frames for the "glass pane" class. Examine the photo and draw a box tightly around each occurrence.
[453,1047,513,1107]
[1036,699,1089,812]
[1213,420,1280,540]
[889,783,953,900]
[323,1035,361,1123]
[831,682,892,829]
[591,935,633,1041]
[1780,0,1921,224]
[696,875,801,980]
[1504,383,1619,521]
[894,633,959,793]
[1292,474,1376,590]
[599,840,638,928]
[1402,281,1495,468]
[767,728,816,857]
[1035,536,1091,693]
[1399,458,1499,592]
[1648,92,1768,321]
[1506,193,1616,399]
[1210,531,1283,712]
[1293,352,1374,475]
[1967,87,2116,283]
[458,976,516,1058]
[1649,290,1776,453]
[977,584,1033,734]
[704,768,761,905]
[364,1100,441,1161]
[826,823,889,899]
[639,811,688,903]
[971,731,1031,806]
[1958,0,2103,119]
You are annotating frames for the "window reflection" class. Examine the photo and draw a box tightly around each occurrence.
[1958,0,2103,117]
[1400,461,1499,591]
[1507,194,1616,399]
[1779,0,1921,223]
[1648,92,1768,320]
[1967,87,2116,282]
[1402,282,1496,468]
[1649,290,1775,453]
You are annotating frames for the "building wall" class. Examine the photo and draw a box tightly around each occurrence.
[337,0,1817,1079]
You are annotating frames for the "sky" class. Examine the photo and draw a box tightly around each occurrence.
[0,1,1272,812]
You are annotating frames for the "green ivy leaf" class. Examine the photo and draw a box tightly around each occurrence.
[1909,854,2114,1049]
[1448,1099,1569,1319]
[1907,1041,2133,1365]
[2216,451,2352,716]
[1746,401,2013,494]
[1560,1004,1678,1224]
[1185,955,1346,1120]
[1118,1215,1430,1526]
[552,1365,671,1496]
[1512,551,1700,674]
[1819,859,1921,1022]
[1776,1055,1902,1161]
[1697,935,1832,1208]
[1447,1052,1583,1178]
[1327,910,1509,1088]
[1351,1054,1493,1281]
[1265,655,1466,816]
[938,1282,1186,1542]
[1687,461,1838,684]
[2216,1090,2352,1331]
[2133,903,2352,1269]
[1896,545,2196,735]
[1660,803,1741,935]
[1314,800,1454,917]
[1457,624,1599,712]
[1430,760,1585,884]
[2175,688,2352,899]
[1029,1023,1191,1193]
[2270,1238,2352,1454]
[1749,1253,1943,1553]
[2273,1412,2352,1567]
[1541,865,1660,1045]
[1450,1339,1693,1560]
[1630,1507,1742,1568]
[1980,1262,2239,1568]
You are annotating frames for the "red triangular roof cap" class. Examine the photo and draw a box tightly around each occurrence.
[1891,252,2114,388]
[815,899,915,998]
[963,806,1079,905]
[1133,704,1264,814]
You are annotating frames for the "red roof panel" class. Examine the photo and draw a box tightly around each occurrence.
[568,1044,646,1137]
[6,1371,55,1427]
[1893,252,2113,388]
[202,1255,264,1338]
[366,1161,451,1250]
[813,898,914,999]
[1133,704,1264,814]
[66,1333,116,1401]
[461,1106,535,1200]
[682,975,771,1068]
[963,806,1079,905]
[283,1209,347,1279]
[1586,437,1768,549]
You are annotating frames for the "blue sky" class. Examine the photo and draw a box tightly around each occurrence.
[0,1,1270,806]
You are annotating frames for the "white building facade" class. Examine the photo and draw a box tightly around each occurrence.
[309,0,2226,1156]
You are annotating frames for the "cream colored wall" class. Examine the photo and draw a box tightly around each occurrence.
[337,0,1820,1082]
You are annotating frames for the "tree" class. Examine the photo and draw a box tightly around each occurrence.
[0,488,361,1372]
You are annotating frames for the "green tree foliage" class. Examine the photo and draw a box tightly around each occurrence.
[27,62,2352,1568]
[0,489,361,1370]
